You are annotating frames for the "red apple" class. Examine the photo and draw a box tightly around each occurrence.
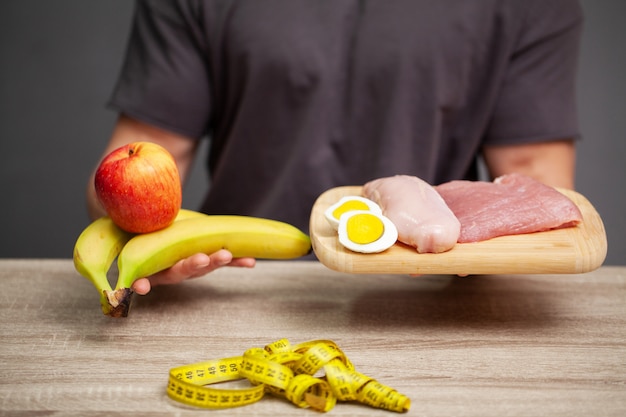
[94,142,182,233]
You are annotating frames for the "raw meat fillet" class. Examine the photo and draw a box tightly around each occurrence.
[363,175,460,253]
[435,173,583,243]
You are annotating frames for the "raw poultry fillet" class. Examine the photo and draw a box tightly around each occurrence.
[435,173,583,243]
[363,175,461,253]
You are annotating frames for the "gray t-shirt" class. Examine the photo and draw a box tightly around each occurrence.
[109,0,582,233]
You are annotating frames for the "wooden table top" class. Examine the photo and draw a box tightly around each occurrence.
[1,259,625,416]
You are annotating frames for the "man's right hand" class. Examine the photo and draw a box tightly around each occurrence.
[131,250,256,295]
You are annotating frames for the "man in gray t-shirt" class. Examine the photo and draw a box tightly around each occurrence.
[87,0,582,294]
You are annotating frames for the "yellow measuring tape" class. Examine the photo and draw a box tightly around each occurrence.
[167,339,410,413]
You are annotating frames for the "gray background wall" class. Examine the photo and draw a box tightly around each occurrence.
[0,1,624,265]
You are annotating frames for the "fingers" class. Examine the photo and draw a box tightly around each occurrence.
[163,252,214,282]
[132,278,152,295]
[130,250,256,295]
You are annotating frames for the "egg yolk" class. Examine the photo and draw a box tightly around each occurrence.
[346,213,384,244]
[332,200,371,220]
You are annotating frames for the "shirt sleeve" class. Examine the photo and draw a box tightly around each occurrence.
[108,0,211,139]
[484,0,583,145]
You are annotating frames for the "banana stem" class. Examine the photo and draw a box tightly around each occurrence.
[101,288,134,317]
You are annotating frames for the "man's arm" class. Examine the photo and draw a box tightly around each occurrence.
[482,139,576,189]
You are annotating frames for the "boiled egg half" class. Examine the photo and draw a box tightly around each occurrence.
[324,196,383,230]
[337,210,398,253]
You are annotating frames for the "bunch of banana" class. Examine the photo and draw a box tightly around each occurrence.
[73,209,312,317]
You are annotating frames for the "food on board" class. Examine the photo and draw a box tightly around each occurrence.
[435,173,583,243]
[337,210,398,253]
[324,196,383,231]
[363,175,461,253]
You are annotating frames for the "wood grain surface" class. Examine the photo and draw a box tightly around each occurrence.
[310,186,608,275]
[1,259,625,416]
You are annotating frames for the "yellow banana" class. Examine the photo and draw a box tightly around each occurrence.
[73,209,207,315]
[73,216,133,313]
[105,215,312,317]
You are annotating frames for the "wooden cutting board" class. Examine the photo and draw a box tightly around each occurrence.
[309,186,607,275]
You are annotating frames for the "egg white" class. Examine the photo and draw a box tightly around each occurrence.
[324,196,383,230]
[337,210,398,253]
